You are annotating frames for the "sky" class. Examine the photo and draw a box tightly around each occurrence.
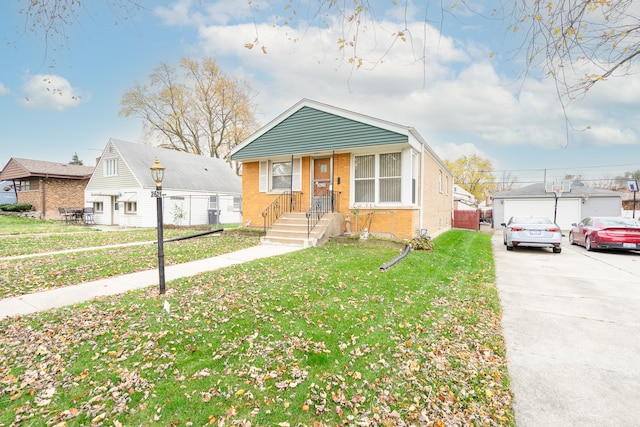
[1,0,640,189]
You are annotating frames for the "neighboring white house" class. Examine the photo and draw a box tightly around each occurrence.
[453,184,477,211]
[492,181,622,230]
[85,139,242,227]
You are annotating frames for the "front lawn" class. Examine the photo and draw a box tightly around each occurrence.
[0,230,514,426]
[0,232,259,299]
[0,215,236,257]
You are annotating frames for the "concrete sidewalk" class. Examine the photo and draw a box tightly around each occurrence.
[0,244,303,320]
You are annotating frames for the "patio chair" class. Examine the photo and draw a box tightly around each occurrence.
[58,207,73,224]
[82,207,95,225]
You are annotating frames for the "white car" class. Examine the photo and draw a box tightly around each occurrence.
[501,216,562,253]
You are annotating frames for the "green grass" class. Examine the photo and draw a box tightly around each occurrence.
[0,233,259,299]
[0,214,90,236]
[0,215,239,257]
[0,230,514,426]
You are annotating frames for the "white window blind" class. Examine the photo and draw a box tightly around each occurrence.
[354,155,375,203]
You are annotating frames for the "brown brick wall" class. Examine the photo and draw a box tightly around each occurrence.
[420,151,453,236]
[17,178,88,220]
[241,151,450,240]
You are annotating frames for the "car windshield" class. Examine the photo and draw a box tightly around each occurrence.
[596,218,640,228]
[512,217,553,225]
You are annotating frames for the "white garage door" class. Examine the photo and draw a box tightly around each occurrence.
[504,198,581,230]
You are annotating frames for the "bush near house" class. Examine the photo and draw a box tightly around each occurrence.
[0,203,32,212]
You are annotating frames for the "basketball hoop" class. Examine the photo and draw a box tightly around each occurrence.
[554,187,563,199]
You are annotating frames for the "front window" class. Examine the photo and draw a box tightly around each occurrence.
[124,202,137,214]
[354,155,375,203]
[104,158,118,177]
[18,179,30,191]
[233,195,242,211]
[379,153,401,203]
[272,161,292,190]
[354,152,401,204]
[93,202,104,213]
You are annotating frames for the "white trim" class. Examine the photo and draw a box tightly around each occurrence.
[292,158,302,191]
[259,161,268,192]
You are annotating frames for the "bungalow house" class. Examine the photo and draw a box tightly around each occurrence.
[85,139,242,228]
[0,158,94,219]
[492,181,622,230]
[230,99,453,245]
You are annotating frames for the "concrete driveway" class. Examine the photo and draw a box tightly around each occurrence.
[492,230,640,426]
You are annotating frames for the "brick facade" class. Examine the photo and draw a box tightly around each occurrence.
[17,177,88,220]
[241,151,452,240]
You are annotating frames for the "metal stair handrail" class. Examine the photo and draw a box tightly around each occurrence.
[262,191,302,232]
[306,190,340,238]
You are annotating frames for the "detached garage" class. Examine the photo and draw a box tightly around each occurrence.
[492,181,622,230]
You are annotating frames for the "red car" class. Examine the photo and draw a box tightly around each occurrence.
[569,217,640,251]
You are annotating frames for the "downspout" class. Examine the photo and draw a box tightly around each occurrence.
[379,245,411,271]
[331,150,335,212]
[419,144,425,233]
[11,179,18,201]
[290,154,293,212]
[42,175,47,219]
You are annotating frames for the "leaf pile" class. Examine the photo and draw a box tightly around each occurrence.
[0,230,514,426]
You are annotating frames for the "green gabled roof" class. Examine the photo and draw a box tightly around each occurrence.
[231,105,408,160]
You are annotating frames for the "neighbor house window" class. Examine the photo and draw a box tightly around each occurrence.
[124,202,137,214]
[438,170,443,193]
[104,158,118,177]
[233,195,242,211]
[354,152,402,204]
[271,161,292,190]
[209,195,218,209]
[93,202,103,213]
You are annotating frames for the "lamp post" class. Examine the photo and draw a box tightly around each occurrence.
[150,158,166,294]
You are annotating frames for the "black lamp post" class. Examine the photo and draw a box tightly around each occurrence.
[150,158,166,294]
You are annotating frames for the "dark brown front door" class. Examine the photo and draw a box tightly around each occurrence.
[313,158,331,196]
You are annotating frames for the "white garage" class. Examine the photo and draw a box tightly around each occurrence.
[492,182,622,231]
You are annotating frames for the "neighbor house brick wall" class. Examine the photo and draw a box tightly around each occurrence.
[18,177,88,220]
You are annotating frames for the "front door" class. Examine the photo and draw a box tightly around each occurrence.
[313,158,331,196]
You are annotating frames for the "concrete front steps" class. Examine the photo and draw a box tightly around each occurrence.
[261,212,343,247]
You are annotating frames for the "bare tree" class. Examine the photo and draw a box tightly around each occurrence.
[511,0,640,101]
[496,170,519,192]
[120,57,259,173]
[18,1,640,101]
[14,0,143,59]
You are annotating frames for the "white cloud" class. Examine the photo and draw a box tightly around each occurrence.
[0,83,8,96]
[155,0,253,27]
[20,74,84,111]
[154,0,199,26]
[160,0,640,163]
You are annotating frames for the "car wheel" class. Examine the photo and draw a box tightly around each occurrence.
[506,245,513,251]
[585,236,593,251]
[553,247,561,253]
[569,232,575,245]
